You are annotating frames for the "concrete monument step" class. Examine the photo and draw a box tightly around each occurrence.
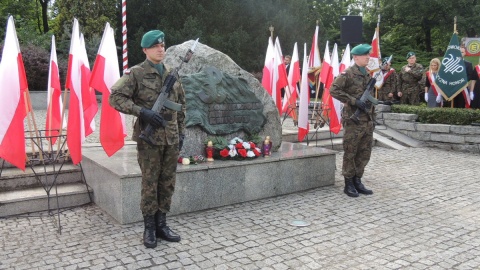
[0,183,92,217]
[0,163,81,192]
[374,125,424,148]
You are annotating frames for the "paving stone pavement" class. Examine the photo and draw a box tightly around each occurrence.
[2,145,480,269]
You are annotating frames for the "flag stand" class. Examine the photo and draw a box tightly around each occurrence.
[306,103,336,149]
[23,130,92,234]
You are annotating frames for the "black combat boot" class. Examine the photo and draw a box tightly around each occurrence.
[143,215,157,248]
[155,211,181,242]
[353,176,373,195]
[344,177,359,197]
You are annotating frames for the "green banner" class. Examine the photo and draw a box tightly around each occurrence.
[436,33,468,101]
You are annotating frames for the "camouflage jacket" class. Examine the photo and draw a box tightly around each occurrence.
[381,68,397,95]
[397,63,424,93]
[109,60,186,145]
[330,64,375,122]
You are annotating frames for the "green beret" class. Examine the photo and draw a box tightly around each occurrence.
[351,44,372,55]
[141,30,165,48]
[406,51,415,59]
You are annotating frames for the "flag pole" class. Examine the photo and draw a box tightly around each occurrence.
[375,14,381,99]
[122,0,128,74]
[56,89,68,158]
[24,90,44,162]
[269,25,274,40]
[452,16,458,108]
[311,20,322,122]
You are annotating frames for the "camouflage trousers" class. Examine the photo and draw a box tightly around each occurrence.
[137,140,179,216]
[400,89,420,105]
[341,119,374,178]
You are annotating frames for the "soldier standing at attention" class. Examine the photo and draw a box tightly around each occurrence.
[330,44,375,198]
[397,52,424,105]
[109,30,186,248]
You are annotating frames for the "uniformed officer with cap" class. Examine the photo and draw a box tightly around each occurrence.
[397,52,424,105]
[330,43,375,197]
[109,30,186,248]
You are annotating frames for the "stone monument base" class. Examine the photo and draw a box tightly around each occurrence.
[82,142,336,224]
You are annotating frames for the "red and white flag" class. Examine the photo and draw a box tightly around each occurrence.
[298,43,310,142]
[308,25,321,89]
[319,41,331,85]
[273,37,288,114]
[45,35,63,145]
[0,16,28,171]
[282,42,300,118]
[90,23,127,156]
[79,33,97,136]
[261,37,275,95]
[322,44,342,134]
[339,44,351,73]
[65,18,85,165]
[367,26,384,89]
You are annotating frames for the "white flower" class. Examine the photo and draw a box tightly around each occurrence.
[255,147,262,153]
[229,137,243,145]
[242,142,251,150]
[246,150,256,158]
[228,144,234,150]
[229,148,237,157]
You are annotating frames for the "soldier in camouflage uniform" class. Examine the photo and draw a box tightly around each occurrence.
[109,30,186,249]
[397,52,424,105]
[377,56,398,103]
[330,44,375,198]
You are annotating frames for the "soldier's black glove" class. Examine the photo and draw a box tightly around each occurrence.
[178,134,185,151]
[355,99,367,111]
[140,108,165,128]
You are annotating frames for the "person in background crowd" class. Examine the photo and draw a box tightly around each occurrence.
[377,56,397,103]
[397,52,424,105]
[109,30,186,249]
[330,44,375,198]
[424,58,443,108]
[452,46,477,108]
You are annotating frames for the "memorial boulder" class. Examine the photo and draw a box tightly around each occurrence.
[164,40,282,157]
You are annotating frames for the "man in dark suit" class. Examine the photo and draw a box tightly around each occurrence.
[453,46,477,108]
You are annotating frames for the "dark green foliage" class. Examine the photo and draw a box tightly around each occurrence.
[205,136,228,150]
[21,44,50,91]
[391,104,480,125]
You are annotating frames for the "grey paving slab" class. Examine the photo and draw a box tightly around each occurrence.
[2,147,480,269]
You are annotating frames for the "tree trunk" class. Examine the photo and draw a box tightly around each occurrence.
[40,0,49,33]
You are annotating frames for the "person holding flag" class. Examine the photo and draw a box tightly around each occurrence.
[397,52,424,105]
[109,30,186,249]
[378,56,398,103]
[452,46,477,108]
[330,44,375,198]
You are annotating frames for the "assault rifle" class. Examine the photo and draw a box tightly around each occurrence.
[350,75,380,125]
[139,38,199,146]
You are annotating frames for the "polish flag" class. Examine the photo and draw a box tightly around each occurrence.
[261,37,275,95]
[65,18,85,165]
[323,44,342,134]
[368,27,384,89]
[308,25,321,88]
[0,16,28,171]
[79,33,97,136]
[298,43,310,142]
[90,23,127,156]
[273,37,288,114]
[339,44,351,73]
[45,35,63,145]
[282,42,300,119]
[319,41,331,85]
